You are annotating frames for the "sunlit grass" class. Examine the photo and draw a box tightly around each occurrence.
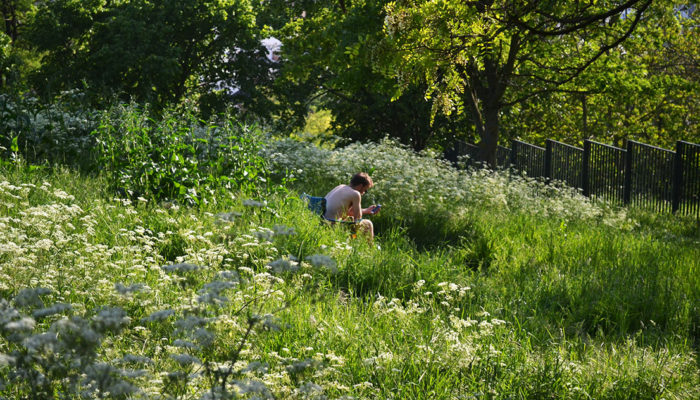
[1,140,699,399]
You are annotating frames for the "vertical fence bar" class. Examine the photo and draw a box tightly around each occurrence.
[544,140,552,183]
[672,141,683,213]
[624,141,633,205]
[582,140,591,197]
[510,140,518,169]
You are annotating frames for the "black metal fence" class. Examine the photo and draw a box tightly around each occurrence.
[447,138,700,217]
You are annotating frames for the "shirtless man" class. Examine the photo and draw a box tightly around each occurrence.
[324,172,379,239]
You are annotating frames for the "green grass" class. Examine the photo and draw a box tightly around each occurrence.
[0,162,698,399]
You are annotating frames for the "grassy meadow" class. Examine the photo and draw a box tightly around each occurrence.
[1,130,699,399]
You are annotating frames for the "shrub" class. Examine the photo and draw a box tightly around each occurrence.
[0,91,100,170]
[93,103,277,205]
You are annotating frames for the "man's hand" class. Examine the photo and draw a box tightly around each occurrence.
[363,205,381,215]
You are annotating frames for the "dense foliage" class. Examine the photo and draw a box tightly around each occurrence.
[93,103,277,205]
[1,1,697,150]
[500,2,700,148]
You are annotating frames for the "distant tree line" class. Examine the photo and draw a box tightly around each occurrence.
[1,0,698,164]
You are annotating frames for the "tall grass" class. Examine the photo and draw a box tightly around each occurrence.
[1,136,698,399]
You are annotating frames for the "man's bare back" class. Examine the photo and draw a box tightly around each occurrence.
[324,184,362,221]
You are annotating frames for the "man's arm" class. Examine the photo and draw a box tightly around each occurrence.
[348,191,362,220]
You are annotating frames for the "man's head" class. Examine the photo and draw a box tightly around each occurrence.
[350,172,373,194]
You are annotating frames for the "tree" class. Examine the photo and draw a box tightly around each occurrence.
[0,0,36,89]
[25,0,273,113]
[265,0,463,150]
[499,2,700,148]
[384,0,654,166]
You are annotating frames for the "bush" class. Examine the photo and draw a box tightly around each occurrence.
[0,91,100,170]
[93,103,278,205]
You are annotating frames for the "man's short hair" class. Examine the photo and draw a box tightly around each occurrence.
[350,172,373,188]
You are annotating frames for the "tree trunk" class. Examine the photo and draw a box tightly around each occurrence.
[477,105,499,168]
[1,0,18,42]
[581,92,588,138]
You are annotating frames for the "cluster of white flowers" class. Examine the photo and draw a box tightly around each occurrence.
[262,138,631,226]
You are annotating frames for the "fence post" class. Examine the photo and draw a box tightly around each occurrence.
[672,141,684,213]
[623,140,633,205]
[510,140,518,169]
[582,140,591,197]
[544,140,552,184]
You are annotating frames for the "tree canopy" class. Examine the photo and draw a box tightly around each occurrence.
[25,0,274,113]
[383,0,660,164]
[0,0,697,152]
[264,0,464,150]
[500,2,700,148]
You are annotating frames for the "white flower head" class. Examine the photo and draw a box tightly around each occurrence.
[217,270,240,282]
[173,339,198,350]
[0,353,16,367]
[242,199,266,208]
[33,302,73,319]
[115,283,149,295]
[305,254,337,272]
[171,353,201,366]
[34,239,54,251]
[14,287,52,309]
[142,309,175,323]
[193,327,216,348]
[4,316,36,332]
[93,307,130,333]
[235,379,271,396]
[162,263,204,274]
[295,382,324,397]
[268,258,299,274]
[22,332,58,354]
[175,315,214,333]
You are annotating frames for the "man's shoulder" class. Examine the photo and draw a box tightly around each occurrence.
[345,186,361,197]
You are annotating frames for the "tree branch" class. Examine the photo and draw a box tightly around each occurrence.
[505,0,646,36]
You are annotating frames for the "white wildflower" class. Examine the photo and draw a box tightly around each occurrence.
[171,354,201,366]
[52,189,75,201]
[295,382,324,397]
[4,316,36,332]
[142,309,175,322]
[93,307,130,333]
[34,239,54,251]
[193,328,216,348]
[14,287,51,309]
[242,199,266,207]
[268,258,299,274]
[305,254,337,272]
[255,228,274,241]
[0,353,15,367]
[242,361,268,373]
[162,263,204,273]
[115,283,149,295]
[173,339,198,350]
[175,316,214,332]
[32,303,72,319]
[217,270,240,282]
[23,332,58,354]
